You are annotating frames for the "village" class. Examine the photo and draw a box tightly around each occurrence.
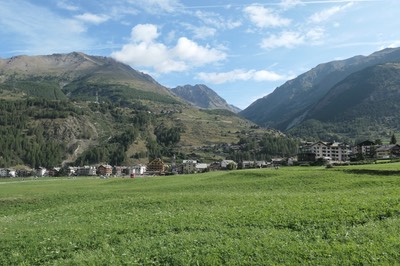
[1,140,400,178]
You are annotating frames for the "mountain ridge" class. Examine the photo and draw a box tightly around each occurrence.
[171,84,241,113]
[240,47,400,131]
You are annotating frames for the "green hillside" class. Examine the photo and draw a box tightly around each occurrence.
[288,62,400,142]
[240,47,400,142]
[2,164,400,264]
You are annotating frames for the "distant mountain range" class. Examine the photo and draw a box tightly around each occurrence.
[171,84,241,113]
[241,47,400,142]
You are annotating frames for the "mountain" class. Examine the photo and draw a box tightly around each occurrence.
[171,84,241,113]
[241,47,400,131]
[240,47,400,142]
[0,52,178,104]
[0,52,290,169]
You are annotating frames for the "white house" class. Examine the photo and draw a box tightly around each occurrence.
[7,169,16,177]
[127,165,146,176]
[36,167,47,177]
[182,160,197,174]
[221,160,237,169]
[195,163,208,173]
[301,141,350,162]
[0,168,8,177]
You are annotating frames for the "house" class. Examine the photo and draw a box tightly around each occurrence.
[195,163,209,173]
[352,140,375,159]
[208,162,221,171]
[182,160,197,174]
[0,168,8,177]
[0,169,17,178]
[36,167,47,177]
[146,158,166,175]
[76,166,97,176]
[125,165,146,177]
[242,161,256,169]
[97,164,113,177]
[113,166,124,176]
[48,167,61,177]
[221,160,237,170]
[375,144,400,159]
[66,166,77,176]
[298,141,350,162]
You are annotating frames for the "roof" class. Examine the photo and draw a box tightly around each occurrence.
[375,144,400,151]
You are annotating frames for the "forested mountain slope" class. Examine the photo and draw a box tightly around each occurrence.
[240,47,400,131]
[0,52,294,168]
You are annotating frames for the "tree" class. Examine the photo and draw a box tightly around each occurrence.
[390,134,397,144]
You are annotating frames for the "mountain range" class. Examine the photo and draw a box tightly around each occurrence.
[240,47,400,142]
[0,52,276,168]
[2,47,400,168]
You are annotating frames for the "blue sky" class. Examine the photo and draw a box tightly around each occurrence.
[0,0,399,109]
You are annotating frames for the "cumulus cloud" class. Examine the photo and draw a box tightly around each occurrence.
[309,2,353,23]
[130,24,160,43]
[244,5,291,28]
[75,13,110,24]
[197,69,287,84]
[111,24,226,73]
[261,31,304,49]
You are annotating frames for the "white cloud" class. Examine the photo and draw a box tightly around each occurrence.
[306,27,325,43]
[111,24,226,73]
[244,5,291,28]
[309,2,353,23]
[130,24,160,43]
[261,31,304,49]
[75,13,110,25]
[388,40,400,48]
[182,23,216,39]
[197,69,287,84]
[173,37,226,65]
[280,0,302,9]
[57,0,79,11]
[194,10,242,30]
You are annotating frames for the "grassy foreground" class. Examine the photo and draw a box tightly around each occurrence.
[1,164,400,265]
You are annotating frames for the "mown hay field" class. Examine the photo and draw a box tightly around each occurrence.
[1,164,400,265]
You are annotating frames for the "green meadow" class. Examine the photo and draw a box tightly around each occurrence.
[1,164,400,265]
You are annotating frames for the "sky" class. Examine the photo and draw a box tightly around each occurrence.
[1,0,400,109]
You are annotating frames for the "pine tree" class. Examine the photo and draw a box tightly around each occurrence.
[390,134,397,144]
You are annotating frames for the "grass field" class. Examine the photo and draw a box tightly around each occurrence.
[1,164,400,265]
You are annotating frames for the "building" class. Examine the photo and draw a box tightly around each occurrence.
[221,160,237,170]
[195,163,209,173]
[352,140,376,159]
[182,160,197,174]
[76,166,97,176]
[375,144,400,159]
[298,141,350,162]
[97,165,113,177]
[146,158,166,174]
[36,167,47,177]
[125,165,147,177]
